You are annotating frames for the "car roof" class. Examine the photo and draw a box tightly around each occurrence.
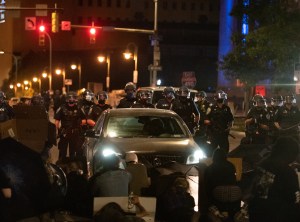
[137,86,198,93]
[105,108,179,117]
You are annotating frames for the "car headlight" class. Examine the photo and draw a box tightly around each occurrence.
[186,149,206,164]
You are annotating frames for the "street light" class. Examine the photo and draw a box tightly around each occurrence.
[33,77,41,93]
[55,67,66,93]
[97,55,111,92]
[70,61,82,89]
[0,50,20,83]
[123,42,138,84]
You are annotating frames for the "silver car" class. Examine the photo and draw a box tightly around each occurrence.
[83,108,206,175]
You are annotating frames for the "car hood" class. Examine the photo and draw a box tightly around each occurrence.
[94,137,199,154]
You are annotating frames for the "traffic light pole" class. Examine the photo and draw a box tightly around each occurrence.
[44,31,52,91]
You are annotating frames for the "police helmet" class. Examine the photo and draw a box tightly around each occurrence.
[137,89,152,103]
[96,91,108,101]
[0,91,6,102]
[82,89,94,101]
[271,95,283,107]
[31,95,45,106]
[124,82,136,92]
[252,94,266,107]
[66,91,78,105]
[196,91,207,98]
[177,86,190,98]
[214,90,227,101]
[163,87,175,99]
[284,94,296,104]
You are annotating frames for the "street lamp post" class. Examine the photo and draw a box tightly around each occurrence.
[123,43,138,84]
[44,31,53,92]
[97,55,111,92]
[55,67,66,93]
[70,61,82,90]
[33,77,41,93]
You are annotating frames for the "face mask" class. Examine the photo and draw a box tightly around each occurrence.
[98,100,105,104]
[85,95,92,101]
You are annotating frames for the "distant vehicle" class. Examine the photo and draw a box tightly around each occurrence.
[82,108,206,175]
[137,86,198,105]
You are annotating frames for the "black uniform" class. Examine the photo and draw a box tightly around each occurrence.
[131,101,154,108]
[245,106,271,144]
[172,98,200,134]
[274,105,300,141]
[206,103,234,154]
[90,103,112,122]
[195,99,212,140]
[55,104,85,160]
[155,98,174,110]
[0,102,14,122]
[117,97,136,108]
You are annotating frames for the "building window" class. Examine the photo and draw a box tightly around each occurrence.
[78,0,83,6]
[88,0,93,6]
[200,2,204,10]
[126,0,131,8]
[116,0,121,7]
[107,0,111,7]
[144,1,149,9]
[97,17,102,24]
[181,2,186,10]
[97,0,102,6]
[163,1,168,10]
[209,3,213,12]
[87,16,93,25]
[191,2,195,10]
[172,1,177,10]
[78,16,83,24]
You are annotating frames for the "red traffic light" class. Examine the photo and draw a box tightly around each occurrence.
[39,25,45,32]
[90,27,96,35]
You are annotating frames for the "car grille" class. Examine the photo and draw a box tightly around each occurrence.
[138,154,186,167]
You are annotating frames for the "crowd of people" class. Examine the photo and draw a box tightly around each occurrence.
[0,83,300,221]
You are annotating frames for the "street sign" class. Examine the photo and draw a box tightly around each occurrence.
[25,17,36,30]
[181,71,197,89]
[148,64,162,71]
[61,21,71,31]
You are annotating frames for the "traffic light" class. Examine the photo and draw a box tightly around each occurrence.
[90,27,96,44]
[51,12,59,33]
[38,25,45,46]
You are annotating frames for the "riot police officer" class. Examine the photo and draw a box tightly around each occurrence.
[171,86,200,134]
[205,90,234,154]
[131,89,154,108]
[267,95,284,143]
[155,86,176,109]
[117,82,136,108]
[89,91,112,123]
[0,91,14,122]
[194,91,212,145]
[54,91,85,160]
[274,94,300,142]
[244,94,271,144]
[79,89,95,129]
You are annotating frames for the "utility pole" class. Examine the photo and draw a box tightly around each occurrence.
[149,0,161,86]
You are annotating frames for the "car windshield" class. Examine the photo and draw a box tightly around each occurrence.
[106,116,187,138]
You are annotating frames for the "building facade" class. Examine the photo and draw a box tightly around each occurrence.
[0,0,220,93]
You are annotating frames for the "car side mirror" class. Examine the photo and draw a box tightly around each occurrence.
[84,129,100,138]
